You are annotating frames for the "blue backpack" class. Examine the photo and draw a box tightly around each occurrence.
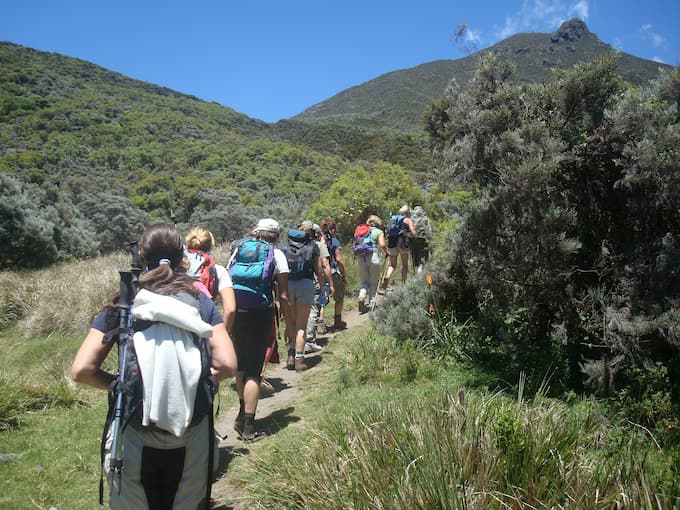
[386,214,406,248]
[228,238,276,309]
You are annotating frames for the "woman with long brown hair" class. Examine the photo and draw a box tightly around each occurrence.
[72,223,236,509]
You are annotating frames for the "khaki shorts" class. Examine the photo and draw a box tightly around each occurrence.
[332,272,345,303]
[387,237,410,256]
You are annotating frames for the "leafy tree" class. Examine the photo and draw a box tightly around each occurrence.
[305,162,425,241]
[0,175,99,267]
[423,55,680,407]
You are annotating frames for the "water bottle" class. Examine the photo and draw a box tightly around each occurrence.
[318,282,330,307]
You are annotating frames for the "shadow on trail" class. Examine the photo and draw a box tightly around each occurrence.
[258,406,301,436]
[214,445,248,480]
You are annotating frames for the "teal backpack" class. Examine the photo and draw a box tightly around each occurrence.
[228,238,276,308]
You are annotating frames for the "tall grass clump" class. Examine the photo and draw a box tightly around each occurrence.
[3,252,128,337]
[233,383,678,509]
[0,369,80,431]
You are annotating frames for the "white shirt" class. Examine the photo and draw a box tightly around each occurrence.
[215,264,233,292]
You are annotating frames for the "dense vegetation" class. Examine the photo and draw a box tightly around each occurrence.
[0,42,428,268]
[376,54,680,452]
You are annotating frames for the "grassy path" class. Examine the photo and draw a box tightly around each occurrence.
[211,305,371,509]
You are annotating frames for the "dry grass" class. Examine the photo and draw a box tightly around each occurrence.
[0,252,128,337]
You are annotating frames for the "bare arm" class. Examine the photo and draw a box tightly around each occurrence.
[209,322,237,382]
[405,218,417,237]
[318,255,334,296]
[378,232,387,255]
[219,287,236,333]
[334,247,346,282]
[71,328,116,390]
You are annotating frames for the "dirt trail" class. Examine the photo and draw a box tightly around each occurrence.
[210,305,371,509]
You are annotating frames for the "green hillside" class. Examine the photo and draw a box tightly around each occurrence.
[0,42,354,264]
[293,19,671,132]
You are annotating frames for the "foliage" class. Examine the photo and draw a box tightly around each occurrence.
[424,53,680,422]
[0,43,375,267]
[304,161,425,241]
[0,174,99,267]
[373,269,434,343]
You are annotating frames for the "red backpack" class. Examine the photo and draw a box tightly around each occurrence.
[186,249,218,298]
[352,223,373,255]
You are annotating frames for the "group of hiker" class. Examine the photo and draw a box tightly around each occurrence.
[70,206,432,509]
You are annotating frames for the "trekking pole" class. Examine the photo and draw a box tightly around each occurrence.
[372,257,389,312]
[104,241,141,492]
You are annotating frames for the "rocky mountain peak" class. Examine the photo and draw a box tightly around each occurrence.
[551,18,589,43]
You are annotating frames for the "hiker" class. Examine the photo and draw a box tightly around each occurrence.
[185,227,236,330]
[71,222,237,510]
[320,219,347,330]
[382,205,417,289]
[409,205,432,274]
[228,218,289,441]
[284,222,324,372]
[354,215,387,312]
[305,222,333,351]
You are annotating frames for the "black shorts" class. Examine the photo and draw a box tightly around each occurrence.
[232,307,274,380]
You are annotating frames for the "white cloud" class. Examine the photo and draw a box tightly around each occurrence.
[653,56,665,63]
[569,1,589,20]
[640,24,667,48]
[465,28,481,45]
[493,0,590,41]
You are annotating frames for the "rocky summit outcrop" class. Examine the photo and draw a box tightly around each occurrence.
[551,18,589,43]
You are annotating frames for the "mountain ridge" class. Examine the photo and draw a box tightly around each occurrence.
[292,19,670,133]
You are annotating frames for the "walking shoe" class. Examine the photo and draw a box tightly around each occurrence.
[304,341,323,353]
[239,430,267,442]
[294,357,308,372]
[286,352,295,370]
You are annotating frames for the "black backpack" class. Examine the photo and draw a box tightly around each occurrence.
[285,228,315,280]
[386,214,407,248]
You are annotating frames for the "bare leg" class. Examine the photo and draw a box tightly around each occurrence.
[400,252,410,282]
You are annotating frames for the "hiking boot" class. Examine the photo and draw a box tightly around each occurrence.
[332,316,347,331]
[233,414,245,436]
[294,357,308,372]
[286,352,295,370]
[358,301,367,314]
[304,341,323,353]
[239,416,266,442]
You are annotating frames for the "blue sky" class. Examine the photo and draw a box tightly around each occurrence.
[2,0,678,123]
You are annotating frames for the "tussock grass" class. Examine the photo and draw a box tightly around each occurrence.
[0,252,128,337]
[229,336,679,510]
